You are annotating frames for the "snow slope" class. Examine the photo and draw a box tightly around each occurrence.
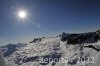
[1,32,100,66]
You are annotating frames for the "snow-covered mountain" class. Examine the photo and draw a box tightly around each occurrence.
[1,30,100,66]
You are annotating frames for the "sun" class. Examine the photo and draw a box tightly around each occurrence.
[18,11,26,18]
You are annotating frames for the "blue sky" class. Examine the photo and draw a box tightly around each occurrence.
[0,0,100,45]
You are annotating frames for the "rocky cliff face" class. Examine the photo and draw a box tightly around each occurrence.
[60,30,100,44]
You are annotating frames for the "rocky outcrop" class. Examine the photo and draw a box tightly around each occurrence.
[60,30,100,44]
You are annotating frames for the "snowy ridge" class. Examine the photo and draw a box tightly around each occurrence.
[1,30,100,66]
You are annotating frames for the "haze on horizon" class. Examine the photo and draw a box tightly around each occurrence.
[0,0,100,45]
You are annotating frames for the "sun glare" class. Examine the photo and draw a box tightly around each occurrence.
[18,11,26,18]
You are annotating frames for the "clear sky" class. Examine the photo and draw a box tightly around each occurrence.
[0,0,100,45]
